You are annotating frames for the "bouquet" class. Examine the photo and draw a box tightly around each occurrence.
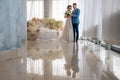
[65,11,71,17]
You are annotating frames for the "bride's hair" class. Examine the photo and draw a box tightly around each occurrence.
[67,5,72,9]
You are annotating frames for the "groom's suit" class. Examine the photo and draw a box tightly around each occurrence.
[72,8,80,42]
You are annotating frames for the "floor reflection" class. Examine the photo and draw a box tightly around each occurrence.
[64,42,79,78]
[0,45,27,80]
[0,40,120,80]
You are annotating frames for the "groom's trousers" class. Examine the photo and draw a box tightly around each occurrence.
[73,23,79,42]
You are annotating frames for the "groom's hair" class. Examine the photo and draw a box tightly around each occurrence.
[73,3,77,5]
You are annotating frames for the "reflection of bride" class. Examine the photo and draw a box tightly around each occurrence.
[61,5,74,42]
[60,42,74,76]
[61,42,79,78]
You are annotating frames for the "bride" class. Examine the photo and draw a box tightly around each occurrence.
[61,5,74,42]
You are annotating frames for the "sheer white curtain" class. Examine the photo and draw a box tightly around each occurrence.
[83,0,120,45]
[83,0,102,39]
[0,0,27,51]
[27,0,44,20]
[52,0,69,21]
[102,0,120,44]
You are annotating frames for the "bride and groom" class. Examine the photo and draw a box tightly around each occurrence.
[62,3,80,42]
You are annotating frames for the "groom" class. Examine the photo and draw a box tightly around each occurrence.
[71,3,80,42]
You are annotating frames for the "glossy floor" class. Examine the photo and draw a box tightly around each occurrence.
[0,40,120,80]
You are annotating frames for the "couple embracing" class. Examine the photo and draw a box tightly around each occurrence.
[62,3,80,42]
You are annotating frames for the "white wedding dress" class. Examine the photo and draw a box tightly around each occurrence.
[61,18,74,42]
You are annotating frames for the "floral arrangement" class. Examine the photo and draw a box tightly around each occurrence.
[28,49,63,60]
[27,18,41,40]
[27,17,63,40]
[40,18,63,30]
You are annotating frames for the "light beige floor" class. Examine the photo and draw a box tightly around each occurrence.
[0,40,120,80]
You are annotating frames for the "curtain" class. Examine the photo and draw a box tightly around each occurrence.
[83,0,102,39]
[0,0,27,51]
[52,0,69,22]
[27,0,44,20]
[102,0,120,44]
[83,0,120,45]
